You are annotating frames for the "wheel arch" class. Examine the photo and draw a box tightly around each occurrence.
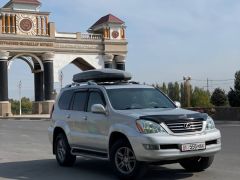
[109,131,132,152]
[53,127,67,154]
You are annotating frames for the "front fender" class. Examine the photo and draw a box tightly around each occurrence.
[53,120,72,143]
[108,123,140,151]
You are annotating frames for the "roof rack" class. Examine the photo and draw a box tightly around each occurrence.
[64,80,140,89]
[64,81,97,88]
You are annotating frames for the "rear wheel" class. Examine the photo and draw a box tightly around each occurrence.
[179,156,214,172]
[110,139,146,179]
[55,133,76,166]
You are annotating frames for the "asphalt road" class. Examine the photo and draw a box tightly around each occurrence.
[0,120,239,180]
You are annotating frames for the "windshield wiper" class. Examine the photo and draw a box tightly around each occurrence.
[152,106,169,108]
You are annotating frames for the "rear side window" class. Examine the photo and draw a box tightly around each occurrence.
[87,91,106,112]
[58,90,74,110]
[72,91,88,111]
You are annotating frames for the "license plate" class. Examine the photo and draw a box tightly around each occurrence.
[181,142,206,152]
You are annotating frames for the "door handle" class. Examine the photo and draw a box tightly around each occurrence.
[66,114,71,119]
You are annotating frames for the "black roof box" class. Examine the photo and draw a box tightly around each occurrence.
[73,69,132,83]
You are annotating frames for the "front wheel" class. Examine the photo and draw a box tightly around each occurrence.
[55,133,76,167]
[179,156,214,172]
[110,139,146,179]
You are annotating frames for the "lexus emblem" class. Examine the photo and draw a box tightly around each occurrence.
[184,123,192,129]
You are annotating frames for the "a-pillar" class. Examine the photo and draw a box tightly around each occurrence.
[0,51,11,117]
[42,52,55,114]
[104,54,114,68]
[115,55,126,70]
[32,63,44,114]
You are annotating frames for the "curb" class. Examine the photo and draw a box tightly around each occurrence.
[0,117,50,121]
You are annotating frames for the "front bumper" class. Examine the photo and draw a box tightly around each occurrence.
[129,129,221,162]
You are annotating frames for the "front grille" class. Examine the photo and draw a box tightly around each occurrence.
[165,121,203,133]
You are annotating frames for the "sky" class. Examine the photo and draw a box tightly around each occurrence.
[2,0,240,100]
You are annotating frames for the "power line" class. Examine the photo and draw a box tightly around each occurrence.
[192,78,234,82]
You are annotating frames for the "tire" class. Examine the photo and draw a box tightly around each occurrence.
[110,139,147,180]
[179,156,214,172]
[55,133,76,167]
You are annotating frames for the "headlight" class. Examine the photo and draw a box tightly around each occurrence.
[136,120,167,134]
[206,117,215,130]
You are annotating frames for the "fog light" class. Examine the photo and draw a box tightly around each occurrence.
[143,144,160,150]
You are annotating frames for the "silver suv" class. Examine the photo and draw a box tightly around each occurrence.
[48,69,221,179]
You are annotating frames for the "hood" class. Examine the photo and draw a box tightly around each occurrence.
[116,108,208,123]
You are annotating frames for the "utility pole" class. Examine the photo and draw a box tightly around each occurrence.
[183,76,191,107]
[18,80,22,116]
[207,78,209,92]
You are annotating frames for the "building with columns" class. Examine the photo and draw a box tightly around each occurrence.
[0,0,128,116]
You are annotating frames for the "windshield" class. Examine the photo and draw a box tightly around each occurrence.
[107,88,176,110]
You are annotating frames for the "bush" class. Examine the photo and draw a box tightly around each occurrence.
[191,87,211,107]
[211,88,227,106]
[228,71,240,107]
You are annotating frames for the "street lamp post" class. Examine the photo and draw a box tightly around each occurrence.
[183,76,191,107]
[19,80,22,116]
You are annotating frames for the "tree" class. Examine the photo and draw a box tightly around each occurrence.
[191,87,211,107]
[180,83,185,106]
[161,82,168,94]
[173,82,180,101]
[9,97,32,115]
[168,82,174,100]
[228,71,240,107]
[211,88,227,106]
[21,97,32,114]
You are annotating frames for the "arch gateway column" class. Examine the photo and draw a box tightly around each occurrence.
[32,63,44,115]
[115,55,126,70]
[0,51,11,117]
[42,52,55,114]
[32,52,55,114]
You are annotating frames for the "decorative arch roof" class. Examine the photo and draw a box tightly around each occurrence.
[90,14,124,29]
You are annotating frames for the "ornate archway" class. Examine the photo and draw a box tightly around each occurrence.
[0,0,128,116]
[9,53,44,73]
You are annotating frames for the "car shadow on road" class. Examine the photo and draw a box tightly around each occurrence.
[0,158,193,180]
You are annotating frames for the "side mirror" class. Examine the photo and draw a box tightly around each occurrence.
[174,101,181,108]
[91,104,106,114]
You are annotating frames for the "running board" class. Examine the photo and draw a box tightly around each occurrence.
[71,148,109,160]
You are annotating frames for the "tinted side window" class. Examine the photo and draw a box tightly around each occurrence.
[72,91,88,111]
[87,91,105,112]
[58,90,74,110]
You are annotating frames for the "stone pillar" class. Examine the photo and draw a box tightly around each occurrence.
[11,14,15,33]
[45,16,48,35]
[2,13,6,34]
[7,14,10,33]
[42,52,55,114]
[0,17,2,34]
[49,22,56,38]
[0,51,11,117]
[115,55,126,71]
[41,16,44,35]
[104,54,113,68]
[32,63,44,114]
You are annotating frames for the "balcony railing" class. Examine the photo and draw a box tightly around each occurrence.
[55,32,102,40]
[80,33,102,40]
